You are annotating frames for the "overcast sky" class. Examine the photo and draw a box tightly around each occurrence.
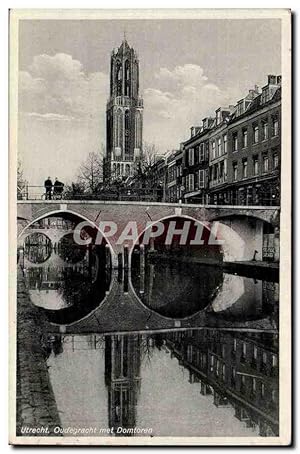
[18,19,281,186]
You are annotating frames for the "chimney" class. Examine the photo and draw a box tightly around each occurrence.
[207,117,214,128]
[228,104,235,113]
[268,74,277,85]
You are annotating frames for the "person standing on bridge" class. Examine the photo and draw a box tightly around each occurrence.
[53,177,64,199]
[44,176,53,200]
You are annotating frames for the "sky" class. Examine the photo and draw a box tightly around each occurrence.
[18,18,281,186]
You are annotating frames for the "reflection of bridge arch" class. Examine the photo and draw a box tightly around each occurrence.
[17,209,116,267]
[21,228,74,246]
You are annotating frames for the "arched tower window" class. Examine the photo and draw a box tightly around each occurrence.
[116,61,122,96]
[115,109,123,150]
[125,60,130,97]
[125,110,130,159]
[135,111,142,148]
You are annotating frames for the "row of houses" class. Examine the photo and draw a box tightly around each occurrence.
[148,74,281,206]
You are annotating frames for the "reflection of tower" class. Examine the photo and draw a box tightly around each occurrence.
[104,37,144,183]
[105,334,141,434]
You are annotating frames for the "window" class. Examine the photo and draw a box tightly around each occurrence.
[262,121,269,140]
[212,141,216,159]
[253,124,259,144]
[222,364,226,381]
[241,375,246,391]
[242,159,248,178]
[219,161,224,180]
[224,159,227,178]
[242,128,248,148]
[223,134,227,154]
[233,338,237,352]
[253,345,258,360]
[199,144,205,161]
[188,148,195,166]
[263,156,269,173]
[262,352,267,364]
[233,162,238,181]
[253,156,259,176]
[273,153,279,169]
[261,87,270,104]
[213,164,218,180]
[221,344,226,358]
[252,378,257,392]
[237,101,244,116]
[272,117,279,136]
[233,132,238,152]
[231,366,236,381]
[261,383,265,398]
[187,173,194,192]
[217,137,222,157]
[216,359,220,376]
[242,342,247,356]
[272,355,278,367]
[198,169,205,188]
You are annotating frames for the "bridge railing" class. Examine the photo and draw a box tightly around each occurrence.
[17,185,280,206]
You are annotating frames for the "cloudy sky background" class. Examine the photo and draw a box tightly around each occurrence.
[18,19,281,185]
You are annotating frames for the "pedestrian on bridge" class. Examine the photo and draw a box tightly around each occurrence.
[44,177,53,200]
[53,177,64,199]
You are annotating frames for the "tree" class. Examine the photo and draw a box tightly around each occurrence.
[77,151,103,194]
[134,141,160,188]
[17,159,27,199]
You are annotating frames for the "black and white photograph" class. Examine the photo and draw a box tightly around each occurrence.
[9,9,291,446]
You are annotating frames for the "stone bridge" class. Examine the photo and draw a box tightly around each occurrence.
[17,200,280,267]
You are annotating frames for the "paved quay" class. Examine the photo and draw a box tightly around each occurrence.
[16,266,61,437]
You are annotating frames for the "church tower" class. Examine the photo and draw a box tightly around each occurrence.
[104,37,143,183]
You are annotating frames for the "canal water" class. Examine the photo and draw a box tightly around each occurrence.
[19,224,279,437]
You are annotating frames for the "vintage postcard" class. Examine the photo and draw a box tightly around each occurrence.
[9,9,291,446]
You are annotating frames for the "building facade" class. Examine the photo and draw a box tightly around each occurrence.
[166,150,183,203]
[104,38,144,183]
[154,74,281,208]
[181,121,212,204]
[226,75,281,207]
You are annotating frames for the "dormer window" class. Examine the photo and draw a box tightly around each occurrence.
[237,101,244,116]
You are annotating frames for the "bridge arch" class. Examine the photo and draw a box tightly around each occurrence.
[207,213,278,262]
[128,213,249,266]
[17,208,117,266]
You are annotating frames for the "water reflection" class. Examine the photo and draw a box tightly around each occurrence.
[47,329,278,437]
[24,232,52,264]
[131,257,278,323]
[24,243,111,324]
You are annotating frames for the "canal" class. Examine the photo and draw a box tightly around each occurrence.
[17,216,279,438]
